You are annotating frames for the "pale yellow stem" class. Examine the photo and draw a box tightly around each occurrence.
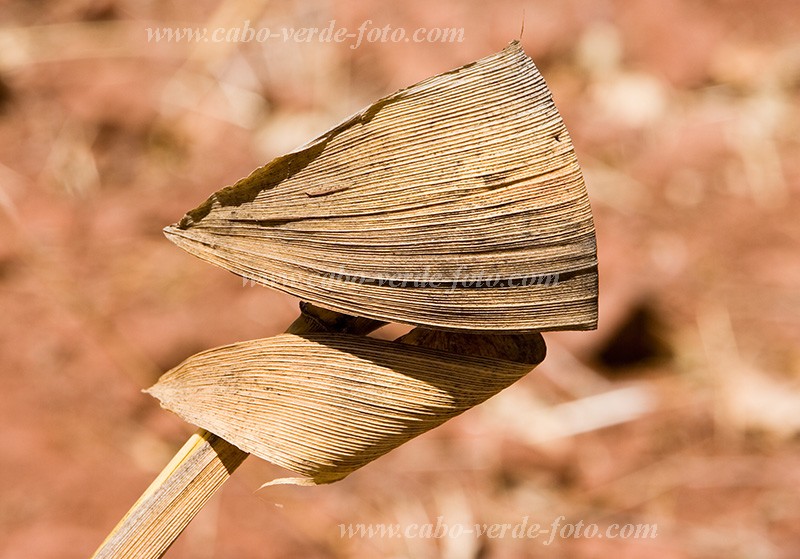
[92,304,384,559]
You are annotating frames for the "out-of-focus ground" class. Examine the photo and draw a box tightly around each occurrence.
[1,1,799,557]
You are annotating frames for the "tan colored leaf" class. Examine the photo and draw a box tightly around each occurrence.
[95,42,598,559]
[164,41,597,332]
[147,330,545,485]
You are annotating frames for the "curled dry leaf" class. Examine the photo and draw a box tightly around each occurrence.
[164,41,598,332]
[147,330,546,485]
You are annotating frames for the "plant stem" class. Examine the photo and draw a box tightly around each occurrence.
[92,303,385,559]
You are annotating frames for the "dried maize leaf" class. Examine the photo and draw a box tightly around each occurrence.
[164,41,597,332]
[147,331,545,485]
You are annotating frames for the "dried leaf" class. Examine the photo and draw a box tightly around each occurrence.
[147,330,545,485]
[98,43,597,558]
[164,41,597,332]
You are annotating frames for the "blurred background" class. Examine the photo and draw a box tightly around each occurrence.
[1,1,799,557]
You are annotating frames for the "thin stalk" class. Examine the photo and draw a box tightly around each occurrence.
[92,304,384,559]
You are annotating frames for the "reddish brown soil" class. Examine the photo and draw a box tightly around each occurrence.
[1,1,799,557]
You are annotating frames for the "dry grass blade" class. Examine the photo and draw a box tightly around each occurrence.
[164,41,597,332]
[147,330,546,485]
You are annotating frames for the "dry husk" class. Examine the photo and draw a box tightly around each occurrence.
[164,41,597,332]
[147,329,546,485]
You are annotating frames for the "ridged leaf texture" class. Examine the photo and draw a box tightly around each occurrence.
[148,330,546,484]
[164,41,597,332]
